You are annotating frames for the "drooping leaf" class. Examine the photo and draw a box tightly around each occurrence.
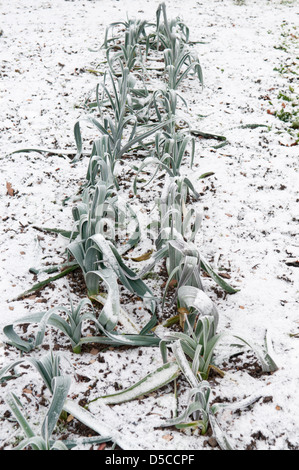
[90,361,181,406]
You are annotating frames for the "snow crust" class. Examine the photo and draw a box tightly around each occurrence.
[0,0,298,451]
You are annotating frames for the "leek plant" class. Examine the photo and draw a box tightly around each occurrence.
[0,353,114,449]
[162,239,204,307]
[0,351,63,393]
[68,177,144,319]
[71,180,141,254]
[106,39,143,74]
[150,89,189,133]
[155,177,201,243]
[87,68,151,124]
[85,137,116,188]
[103,18,153,50]
[68,177,154,295]
[160,328,277,446]
[74,67,173,162]
[161,315,224,380]
[162,286,278,376]
[68,231,157,330]
[71,182,117,245]
[159,233,239,296]
[158,345,234,450]
[3,298,96,354]
[82,233,156,307]
[154,2,190,52]
[161,383,218,436]
[90,338,233,449]
[153,4,203,89]
[124,72,152,123]
[164,41,203,90]
[5,376,71,450]
[177,286,219,329]
[133,131,196,195]
[3,296,160,354]
[103,4,190,58]
[67,172,158,330]
[94,331,277,448]
[138,178,237,303]
[135,178,204,306]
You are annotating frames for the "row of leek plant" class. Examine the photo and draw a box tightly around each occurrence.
[2,3,278,451]
[80,5,278,448]
[4,3,232,354]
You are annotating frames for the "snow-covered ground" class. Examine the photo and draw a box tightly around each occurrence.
[0,0,298,450]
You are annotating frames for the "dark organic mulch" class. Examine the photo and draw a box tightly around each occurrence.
[223,352,272,379]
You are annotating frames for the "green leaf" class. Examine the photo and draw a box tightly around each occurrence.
[11,265,79,301]
[0,352,61,393]
[200,256,239,294]
[190,129,227,141]
[172,340,199,388]
[90,361,181,405]
[5,392,36,440]
[86,269,120,331]
[63,399,142,450]
[8,148,77,158]
[41,376,71,442]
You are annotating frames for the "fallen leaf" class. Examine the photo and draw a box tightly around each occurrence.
[285,259,299,267]
[90,348,99,356]
[131,250,154,262]
[162,434,174,442]
[169,279,178,289]
[178,308,189,315]
[239,306,245,310]
[279,141,298,147]
[23,388,33,395]
[178,307,189,329]
[219,272,231,279]
[6,182,14,196]
[202,272,211,278]
[97,443,107,451]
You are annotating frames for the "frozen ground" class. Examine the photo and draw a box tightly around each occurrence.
[0,0,298,450]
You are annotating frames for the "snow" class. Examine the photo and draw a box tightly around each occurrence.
[0,0,299,451]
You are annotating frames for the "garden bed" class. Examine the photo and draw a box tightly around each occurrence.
[0,0,298,451]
